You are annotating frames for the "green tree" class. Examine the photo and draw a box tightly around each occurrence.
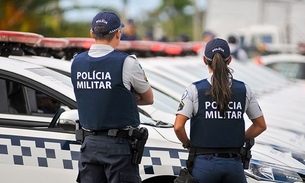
[142,0,204,41]
[0,0,63,35]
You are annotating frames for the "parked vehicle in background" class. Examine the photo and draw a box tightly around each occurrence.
[204,0,305,56]
[255,53,305,81]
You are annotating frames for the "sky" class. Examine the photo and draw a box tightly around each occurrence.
[60,0,207,22]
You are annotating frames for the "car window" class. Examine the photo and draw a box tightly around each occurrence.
[267,62,305,79]
[0,78,64,116]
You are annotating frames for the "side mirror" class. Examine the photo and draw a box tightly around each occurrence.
[57,109,79,133]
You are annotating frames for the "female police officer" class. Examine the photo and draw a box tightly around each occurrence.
[71,11,153,183]
[174,38,266,183]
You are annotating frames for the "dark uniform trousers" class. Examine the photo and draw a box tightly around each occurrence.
[77,135,141,183]
[191,154,247,183]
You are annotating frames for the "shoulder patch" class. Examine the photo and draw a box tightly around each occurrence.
[181,90,188,100]
[177,101,185,111]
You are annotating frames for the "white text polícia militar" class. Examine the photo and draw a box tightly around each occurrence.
[76,71,112,89]
[205,101,243,119]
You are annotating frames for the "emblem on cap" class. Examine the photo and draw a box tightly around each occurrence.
[212,47,224,53]
[96,19,108,24]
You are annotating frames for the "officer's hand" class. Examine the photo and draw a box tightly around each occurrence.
[135,93,142,101]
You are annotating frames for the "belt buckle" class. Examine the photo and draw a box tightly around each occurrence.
[108,129,118,137]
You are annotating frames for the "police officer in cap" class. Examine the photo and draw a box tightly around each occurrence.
[174,38,266,182]
[71,11,154,183]
[227,35,249,63]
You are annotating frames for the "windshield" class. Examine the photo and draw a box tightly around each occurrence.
[145,70,186,94]
[152,88,179,114]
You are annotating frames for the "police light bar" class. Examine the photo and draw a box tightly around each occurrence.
[150,43,166,52]
[117,40,131,51]
[130,41,166,52]
[171,41,203,55]
[164,43,183,55]
[192,43,204,53]
[130,41,184,55]
[65,38,95,49]
[0,30,43,44]
[185,42,204,53]
[38,38,69,49]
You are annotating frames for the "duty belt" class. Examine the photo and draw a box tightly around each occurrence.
[191,147,241,155]
[186,147,242,172]
[83,129,131,139]
[201,153,239,158]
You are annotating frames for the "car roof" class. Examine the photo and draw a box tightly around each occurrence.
[9,55,72,76]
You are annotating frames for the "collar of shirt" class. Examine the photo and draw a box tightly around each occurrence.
[207,72,213,84]
[88,44,114,58]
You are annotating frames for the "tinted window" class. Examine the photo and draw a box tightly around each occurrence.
[0,78,66,116]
